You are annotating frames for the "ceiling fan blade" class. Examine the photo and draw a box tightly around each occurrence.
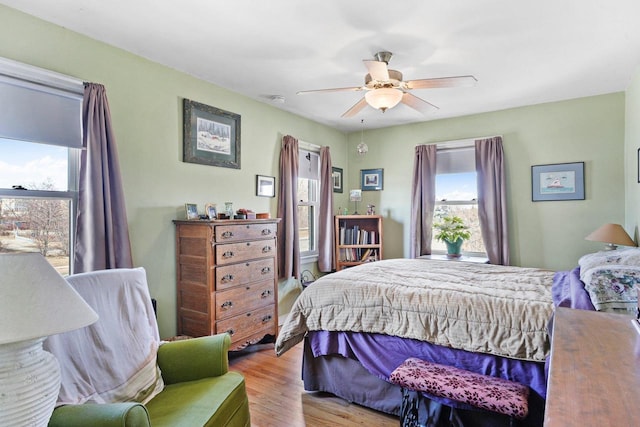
[405,75,477,90]
[341,97,369,118]
[363,60,389,81]
[297,86,364,95]
[401,92,439,114]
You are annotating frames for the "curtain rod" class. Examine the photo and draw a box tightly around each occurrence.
[0,56,84,95]
[299,139,320,151]
[422,135,503,150]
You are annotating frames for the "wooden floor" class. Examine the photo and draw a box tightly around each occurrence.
[229,341,398,427]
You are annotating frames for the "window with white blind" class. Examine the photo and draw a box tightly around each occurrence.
[0,57,83,275]
[432,144,487,256]
[298,148,320,260]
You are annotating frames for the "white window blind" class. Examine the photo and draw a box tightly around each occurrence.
[436,146,476,175]
[0,57,83,149]
[299,149,320,180]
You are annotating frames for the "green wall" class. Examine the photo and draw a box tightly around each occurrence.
[0,5,631,337]
[625,68,640,239]
[0,5,347,337]
[347,93,626,271]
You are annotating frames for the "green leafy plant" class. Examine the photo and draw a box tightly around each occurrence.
[433,215,471,244]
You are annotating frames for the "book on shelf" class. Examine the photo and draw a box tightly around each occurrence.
[338,225,377,245]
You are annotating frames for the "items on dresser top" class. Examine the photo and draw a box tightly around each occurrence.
[174,219,280,351]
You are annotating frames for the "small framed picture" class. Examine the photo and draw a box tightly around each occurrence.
[332,167,343,193]
[256,175,275,197]
[531,162,585,201]
[205,203,217,220]
[185,203,199,220]
[361,168,383,191]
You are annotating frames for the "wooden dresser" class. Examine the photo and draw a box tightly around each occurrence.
[173,219,279,350]
[545,307,640,426]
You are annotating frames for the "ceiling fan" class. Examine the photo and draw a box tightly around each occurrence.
[297,51,477,118]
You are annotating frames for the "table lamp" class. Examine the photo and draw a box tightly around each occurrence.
[585,223,637,251]
[349,189,362,214]
[0,253,98,426]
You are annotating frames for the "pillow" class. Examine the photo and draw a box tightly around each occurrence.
[581,265,640,313]
[579,248,640,280]
[44,267,164,406]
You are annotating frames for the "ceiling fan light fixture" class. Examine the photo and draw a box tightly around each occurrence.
[365,88,403,112]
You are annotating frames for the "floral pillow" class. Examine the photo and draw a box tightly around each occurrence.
[579,248,640,280]
[582,266,640,313]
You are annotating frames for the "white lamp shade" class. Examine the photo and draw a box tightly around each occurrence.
[0,253,98,345]
[585,223,637,247]
[365,88,403,111]
[0,253,98,426]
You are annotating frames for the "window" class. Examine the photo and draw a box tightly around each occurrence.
[0,58,83,275]
[431,145,486,256]
[298,148,320,260]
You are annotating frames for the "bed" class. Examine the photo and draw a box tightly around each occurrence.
[275,253,639,427]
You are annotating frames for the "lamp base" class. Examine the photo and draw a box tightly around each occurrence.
[0,338,60,427]
[603,243,618,251]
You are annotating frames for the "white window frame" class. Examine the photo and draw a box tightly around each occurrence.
[0,57,83,272]
[432,140,487,258]
[297,142,320,263]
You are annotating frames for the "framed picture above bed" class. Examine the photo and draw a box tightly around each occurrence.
[531,162,584,201]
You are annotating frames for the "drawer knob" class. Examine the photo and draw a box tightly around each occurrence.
[261,290,272,298]
[262,246,272,253]
[261,314,272,323]
[261,229,272,235]
[222,274,234,282]
[261,266,271,274]
[226,329,235,336]
[221,300,233,310]
[222,251,235,258]
[221,231,234,238]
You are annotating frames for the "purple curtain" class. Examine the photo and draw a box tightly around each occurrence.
[409,144,437,258]
[318,146,334,272]
[277,135,300,279]
[74,83,133,273]
[475,137,509,265]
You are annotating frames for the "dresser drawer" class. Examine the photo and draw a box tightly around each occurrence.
[215,223,277,243]
[215,280,275,320]
[216,304,275,343]
[215,258,275,291]
[215,239,276,265]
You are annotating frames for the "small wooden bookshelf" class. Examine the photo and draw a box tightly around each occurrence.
[334,215,383,271]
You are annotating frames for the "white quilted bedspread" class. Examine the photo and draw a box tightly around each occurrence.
[275,258,554,362]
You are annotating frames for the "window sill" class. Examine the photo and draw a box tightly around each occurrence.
[300,254,318,265]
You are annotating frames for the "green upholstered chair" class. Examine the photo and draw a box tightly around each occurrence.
[45,268,250,427]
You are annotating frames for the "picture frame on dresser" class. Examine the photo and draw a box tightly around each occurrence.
[183,98,241,169]
[185,203,198,220]
[205,203,217,220]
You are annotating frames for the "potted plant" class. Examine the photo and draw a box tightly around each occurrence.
[433,215,471,258]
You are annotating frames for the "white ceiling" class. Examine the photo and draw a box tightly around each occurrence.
[3,0,640,132]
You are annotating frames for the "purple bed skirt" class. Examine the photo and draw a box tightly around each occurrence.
[300,268,593,427]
